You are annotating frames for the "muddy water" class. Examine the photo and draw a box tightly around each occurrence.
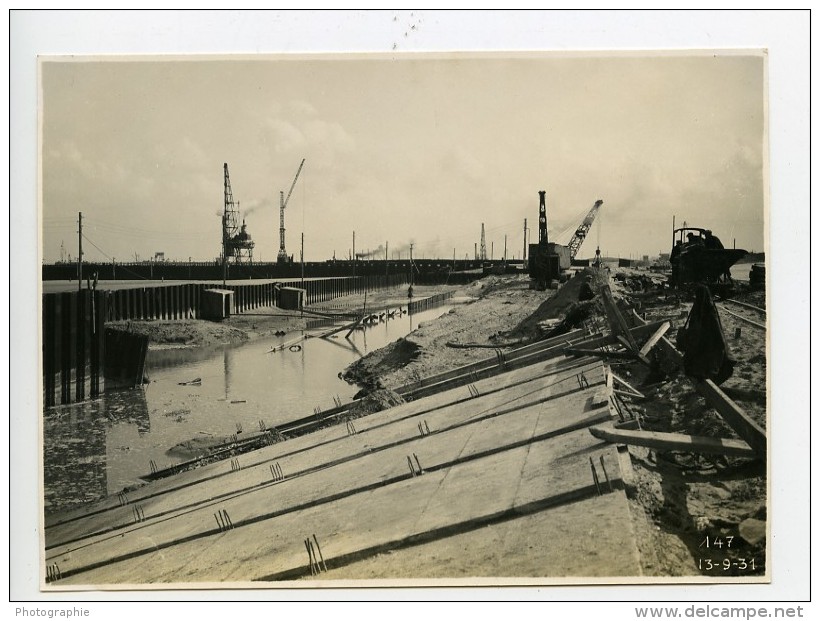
[43,305,451,515]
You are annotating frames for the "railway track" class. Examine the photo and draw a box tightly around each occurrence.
[717,298,766,330]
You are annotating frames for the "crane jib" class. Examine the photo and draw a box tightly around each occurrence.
[567,199,603,259]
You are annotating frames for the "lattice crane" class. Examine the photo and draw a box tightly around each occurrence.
[222,162,254,264]
[277,158,306,263]
[567,199,604,259]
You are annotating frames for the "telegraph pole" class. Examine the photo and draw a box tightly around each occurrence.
[77,212,83,292]
[409,243,414,288]
[523,218,528,261]
[352,231,356,280]
[300,232,305,288]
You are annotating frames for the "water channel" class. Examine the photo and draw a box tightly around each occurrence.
[43,304,452,515]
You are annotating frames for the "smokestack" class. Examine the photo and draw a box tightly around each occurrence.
[538,191,548,246]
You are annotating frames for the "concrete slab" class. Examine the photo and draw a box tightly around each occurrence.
[46,356,603,541]
[317,492,641,580]
[45,358,643,586]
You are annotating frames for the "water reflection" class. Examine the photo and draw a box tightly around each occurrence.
[43,388,150,515]
[43,305,451,514]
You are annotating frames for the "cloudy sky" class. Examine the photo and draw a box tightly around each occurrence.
[41,52,765,264]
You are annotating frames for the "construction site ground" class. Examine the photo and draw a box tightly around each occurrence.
[343,270,768,578]
[45,269,767,584]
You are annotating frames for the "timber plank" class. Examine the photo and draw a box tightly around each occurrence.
[638,321,671,357]
[589,425,757,458]
[694,380,767,456]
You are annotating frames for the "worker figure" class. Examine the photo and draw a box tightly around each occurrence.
[704,230,724,249]
[670,240,683,284]
[671,240,683,260]
[686,232,704,247]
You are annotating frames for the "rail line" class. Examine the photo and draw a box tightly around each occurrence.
[717,298,766,330]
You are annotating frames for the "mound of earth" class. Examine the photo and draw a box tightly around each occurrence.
[108,319,250,349]
[506,268,608,339]
[343,337,421,392]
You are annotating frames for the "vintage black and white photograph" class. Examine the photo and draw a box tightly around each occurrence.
[35,47,769,587]
[35,46,774,588]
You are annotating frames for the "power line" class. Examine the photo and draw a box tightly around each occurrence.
[81,232,150,280]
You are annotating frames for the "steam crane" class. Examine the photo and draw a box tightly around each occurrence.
[277,158,306,264]
[222,162,254,264]
[528,191,571,289]
[567,199,604,260]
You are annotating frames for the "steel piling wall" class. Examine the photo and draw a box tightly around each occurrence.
[407,291,456,314]
[43,274,474,407]
[42,289,106,408]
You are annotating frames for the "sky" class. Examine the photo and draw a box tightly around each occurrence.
[41,52,766,264]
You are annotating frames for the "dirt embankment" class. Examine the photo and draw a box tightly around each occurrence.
[107,306,313,350]
[344,272,596,390]
[107,319,252,349]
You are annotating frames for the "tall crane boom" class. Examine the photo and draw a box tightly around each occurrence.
[277,158,306,263]
[567,199,603,259]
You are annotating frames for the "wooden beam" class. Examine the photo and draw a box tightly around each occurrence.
[694,379,767,456]
[562,319,668,353]
[565,347,635,360]
[613,388,643,399]
[345,315,366,340]
[638,321,671,357]
[589,425,757,458]
[615,335,634,350]
[600,286,638,351]
[610,372,645,398]
[616,444,636,493]
[631,309,683,366]
[315,316,362,339]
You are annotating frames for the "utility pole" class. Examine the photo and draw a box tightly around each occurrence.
[352,231,356,280]
[504,234,507,262]
[523,218,528,261]
[385,241,389,279]
[408,242,415,297]
[77,212,83,291]
[491,242,494,260]
[474,243,477,260]
[300,232,305,289]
